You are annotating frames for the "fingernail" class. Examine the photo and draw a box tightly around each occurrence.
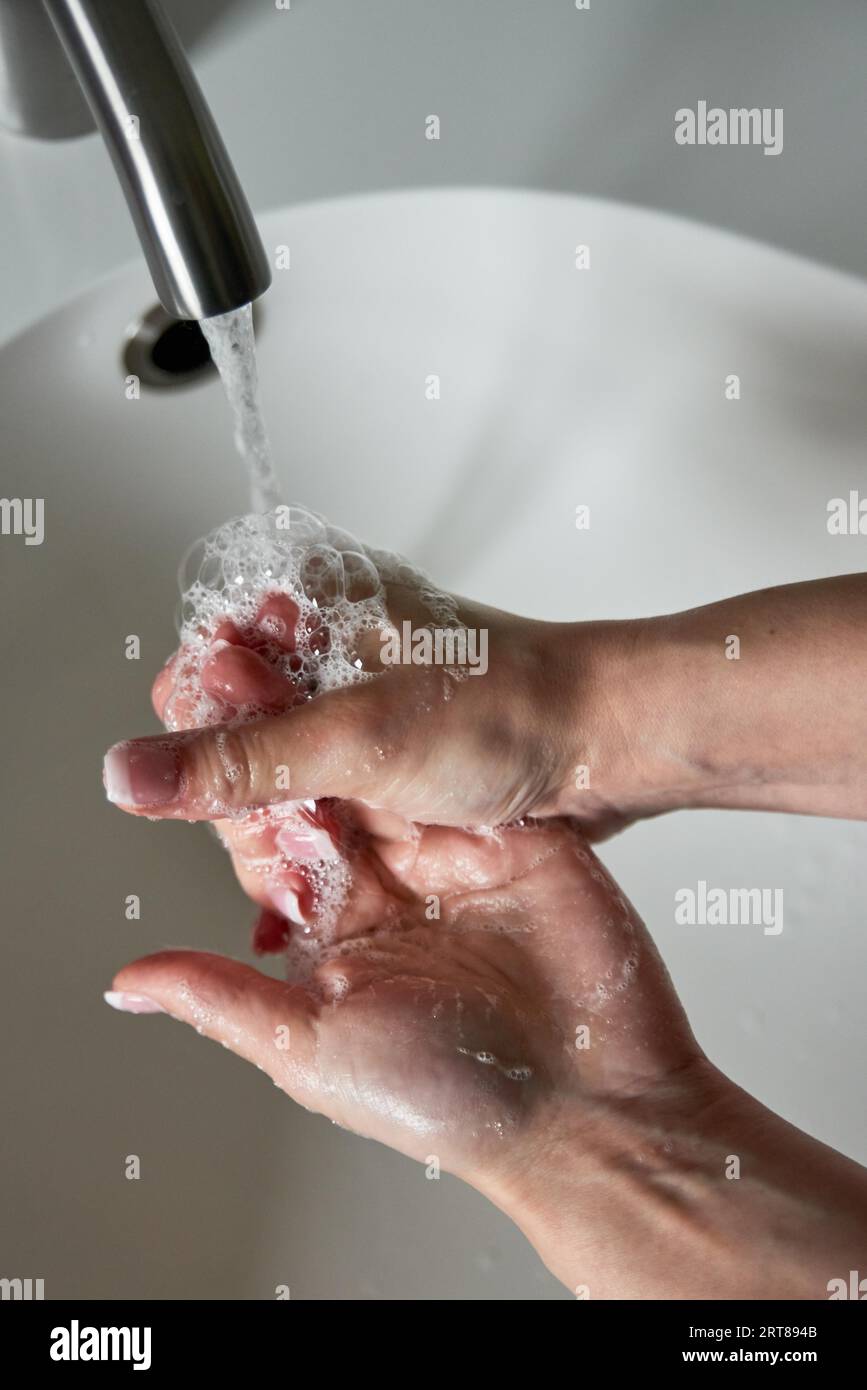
[270,885,309,927]
[104,990,165,1015]
[276,813,340,862]
[104,741,180,807]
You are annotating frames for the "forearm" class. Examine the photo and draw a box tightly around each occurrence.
[483,1060,867,1300]
[563,575,867,823]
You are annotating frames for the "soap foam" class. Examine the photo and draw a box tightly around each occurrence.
[165,503,462,975]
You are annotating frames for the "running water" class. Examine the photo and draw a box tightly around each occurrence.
[200,303,282,513]
[185,300,466,973]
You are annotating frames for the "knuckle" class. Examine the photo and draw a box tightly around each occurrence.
[187,728,259,813]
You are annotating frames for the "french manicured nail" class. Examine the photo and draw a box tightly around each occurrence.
[104,991,165,1015]
[104,741,180,807]
[270,884,309,927]
[276,812,340,862]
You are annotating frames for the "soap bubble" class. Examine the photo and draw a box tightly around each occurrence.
[164,504,466,974]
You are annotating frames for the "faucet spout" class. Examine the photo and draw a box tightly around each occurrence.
[41,0,271,320]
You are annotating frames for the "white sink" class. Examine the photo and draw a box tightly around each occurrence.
[2,189,866,1299]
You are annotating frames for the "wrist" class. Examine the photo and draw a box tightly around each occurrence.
[549,611,754,824]
[475,1058,733,1299]
[477,1059,837,1300]
[545,616,691,822]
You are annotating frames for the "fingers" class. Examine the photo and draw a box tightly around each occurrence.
[106,949,319,1093]
[253,594,299,652]
[217,794,407,944]
[151,656,176,722]
[201,644,294,711]
[151,594,302,725]
[131,590,389,819]
[146,609,355,939]
[104,673,422,820]
[214,797,343,925]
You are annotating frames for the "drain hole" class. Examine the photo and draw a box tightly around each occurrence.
[123,302,263,389]
[151,319,212,376]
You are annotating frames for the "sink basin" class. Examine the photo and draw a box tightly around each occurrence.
[2,189,866,1300]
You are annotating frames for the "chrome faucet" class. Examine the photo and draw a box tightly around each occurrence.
[0,0,271,320]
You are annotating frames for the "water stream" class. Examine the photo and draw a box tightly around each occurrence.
[200,303,281,513]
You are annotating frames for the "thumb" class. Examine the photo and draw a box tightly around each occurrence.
[105,950,319,1096]
[103,676,427,821]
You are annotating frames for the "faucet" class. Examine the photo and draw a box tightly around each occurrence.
[0,0,271,320]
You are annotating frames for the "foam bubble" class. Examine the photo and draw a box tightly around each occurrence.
[457,1047,534,1082]
[166,504,464,973]
[168,505,462,733]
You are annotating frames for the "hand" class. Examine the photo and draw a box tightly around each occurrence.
[104,571,867,863]
[107,587,717,1292]
[106,808,705,1247]
[105,580,646,838]
[130,580,663,941]
[108,586,698,1181]
[103,571,867,1296]
[106,807,867,1299]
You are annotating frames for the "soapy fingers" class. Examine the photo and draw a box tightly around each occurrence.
[106,602,553,826]
[104,669,443,818]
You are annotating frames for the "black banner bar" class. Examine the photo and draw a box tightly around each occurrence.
[1,1299,863,1373]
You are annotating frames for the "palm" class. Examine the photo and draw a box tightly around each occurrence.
[264,814,697,1179]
